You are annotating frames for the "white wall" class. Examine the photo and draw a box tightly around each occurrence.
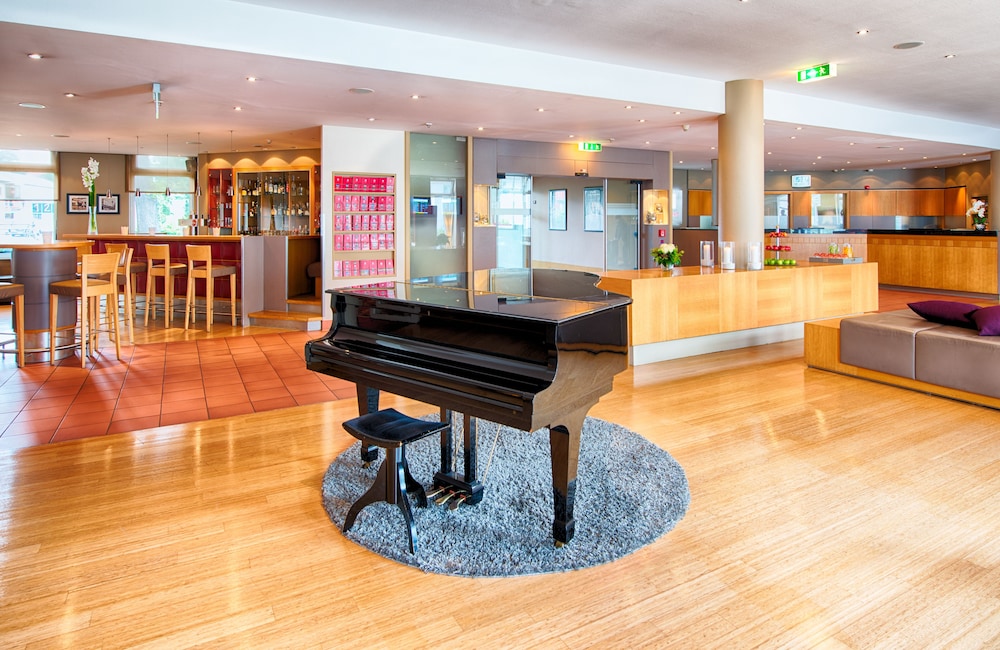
[320,125,406,319]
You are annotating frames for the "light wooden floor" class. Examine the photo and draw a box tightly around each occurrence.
[3,291,1000,648]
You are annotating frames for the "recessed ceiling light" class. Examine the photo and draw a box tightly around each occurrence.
[944,53,956,59]
[893,41,924,50]
[367,117,376,122]
[856,29,870,35]
[64,93,76,98]
[638,119,645,123]
[411,94,420,100]
[673,111,681,115]
[537,107,545,112]
[52,134,69,138]
[27,53,42,59]
[625,105,633,110]
[19,102,45,109]
[477,127,485,131]
[349,87,374,94]
[246,76,257,82]
[233,106,242,111]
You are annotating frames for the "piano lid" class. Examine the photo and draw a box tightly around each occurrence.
[331,268,629,323]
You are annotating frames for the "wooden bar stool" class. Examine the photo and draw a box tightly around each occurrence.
[105,243,146,328]
[103,244,136,345]
[341,408,450,554]
[0,282,25,367]
[144,243,186,328]
[184,245,237,332]
[48,252,121,368]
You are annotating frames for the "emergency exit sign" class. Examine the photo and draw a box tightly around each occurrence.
[578,142,603,152]
[797,63,837,83]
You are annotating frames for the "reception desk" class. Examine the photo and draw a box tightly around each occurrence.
[599,262,879,364]
[866,231,998,296]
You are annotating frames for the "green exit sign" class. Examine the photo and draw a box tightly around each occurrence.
[578,142,603,152]
[797,63,837,83]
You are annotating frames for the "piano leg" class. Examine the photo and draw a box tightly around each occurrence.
[355,385,380,466]
[432,412,484,505]
[549,408,587,547]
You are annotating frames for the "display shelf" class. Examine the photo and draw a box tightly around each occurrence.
[331,172,397,281]
[207,169,233,230]
[235,168,314,235]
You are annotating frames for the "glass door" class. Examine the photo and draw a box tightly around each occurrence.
[606,179,639,270]
[495,174,532,268]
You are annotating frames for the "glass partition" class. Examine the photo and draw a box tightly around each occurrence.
[811,192,846,230]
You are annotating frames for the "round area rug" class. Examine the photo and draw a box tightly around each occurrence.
[320,416,689,577]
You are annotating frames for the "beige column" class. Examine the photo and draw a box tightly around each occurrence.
[718,79,765,268]
[991,150,999,231]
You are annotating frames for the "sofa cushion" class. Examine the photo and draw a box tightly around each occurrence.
[968,304,1000,336]
[915,325,1000,399]
[840,311,939,379]
[908,300,980,328]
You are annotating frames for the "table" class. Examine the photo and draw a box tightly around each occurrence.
[7,240,91,363]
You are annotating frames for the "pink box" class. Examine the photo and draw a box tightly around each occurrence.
[361,176,370,192]
[386,196,394,211]
[352,214,362,230]
[334,260,343,277]
[386,233,394,249]
[385,258,394,275]
[361,214,370,230]
[386,214,394,230]
[352,177,362,191]
[334,214,344,230]
[334,194,345,211]
[386,176,394,193]
[334,234,344,251]
[334,176,345,191]
[377,259,386,275]
[350,260,360,276]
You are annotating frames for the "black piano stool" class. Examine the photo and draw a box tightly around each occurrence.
[341,408,450,554]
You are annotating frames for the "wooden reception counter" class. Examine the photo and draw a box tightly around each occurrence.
[599,262,879,365]
[65,234,321,324]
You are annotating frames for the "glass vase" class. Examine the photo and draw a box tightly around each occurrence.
[88,205,99,234]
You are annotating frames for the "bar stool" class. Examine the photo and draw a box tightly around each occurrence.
[184,245,237,332]
[341,408,450,554]
[48,252,121,368]
[0,282,25,367]
[105,243,146,326]
[103,244,136,345]
[144,243,186,328]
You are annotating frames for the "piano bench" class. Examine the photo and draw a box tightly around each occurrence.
[341,408,450,554]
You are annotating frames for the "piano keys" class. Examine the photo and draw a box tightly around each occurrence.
[305,268,630,546]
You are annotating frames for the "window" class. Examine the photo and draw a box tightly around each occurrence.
[0,150,56,243]
[132,155,195,233]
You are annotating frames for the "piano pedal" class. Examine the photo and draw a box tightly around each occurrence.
[435,491,455,506]
[425,485,446,499]
[448,494,467,511]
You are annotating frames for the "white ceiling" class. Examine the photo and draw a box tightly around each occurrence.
[3,0,1000,172]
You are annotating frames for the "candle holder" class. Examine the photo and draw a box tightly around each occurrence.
[746,241,763,271]
[720,241,735,270]
[699,240,715,267]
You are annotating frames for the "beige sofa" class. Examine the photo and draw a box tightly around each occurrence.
[805,306,1000,409]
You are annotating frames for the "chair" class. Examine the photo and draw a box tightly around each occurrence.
[48,252,121,367]
[183,245,237,332]
[0,282,25,367]
[341,408,450,554]
[104,244,136,345]
[105,243,146,328]
[144,243,186,328]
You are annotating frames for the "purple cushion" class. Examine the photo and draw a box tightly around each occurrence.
[969,305,1000,336]
[908,300,979,328]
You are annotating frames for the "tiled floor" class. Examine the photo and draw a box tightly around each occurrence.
[0,330,355,451]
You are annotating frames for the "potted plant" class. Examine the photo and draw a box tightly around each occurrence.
[651,242,683,269]
[967,199,988,230]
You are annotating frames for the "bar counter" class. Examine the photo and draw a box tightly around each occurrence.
[65,233,322,324]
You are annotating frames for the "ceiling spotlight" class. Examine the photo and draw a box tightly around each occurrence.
[18,102,45,109]
[64,93,76,98]
[234,106,243,111]
[681,124,690,131]
[893,41,925,50]
[856,28,870,35]
[349,87,374,95]
[411,94,420,100]
[367,117,376,122]
[27,53,43,59]
[246,76,257,82]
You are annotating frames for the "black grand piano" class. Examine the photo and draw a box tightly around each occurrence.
[305,268,631,546]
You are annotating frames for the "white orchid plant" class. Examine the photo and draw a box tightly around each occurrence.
[81,157,100,206]
[967,199,987,225]
[651,242,683,267]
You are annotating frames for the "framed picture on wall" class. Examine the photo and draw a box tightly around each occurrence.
[548,188,567,230]
[97,194,120,214]
[584,186,604,232]
[66,194,90,214]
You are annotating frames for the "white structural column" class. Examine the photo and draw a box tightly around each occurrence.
[718,79,765,268]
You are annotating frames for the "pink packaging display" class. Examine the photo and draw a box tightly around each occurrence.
[334,234,344,250]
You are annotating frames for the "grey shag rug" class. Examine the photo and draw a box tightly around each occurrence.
[320,416,689,577]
